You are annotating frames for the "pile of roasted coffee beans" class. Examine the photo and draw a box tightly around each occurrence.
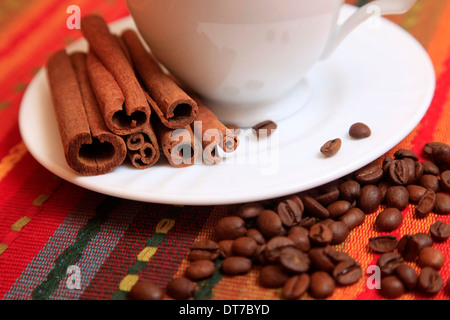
[128,141,450,300]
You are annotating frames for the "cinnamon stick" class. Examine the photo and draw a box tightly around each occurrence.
[120,29,198,129]
[81,15,150,135]
[47,50,127,175]
[124,121,160,169]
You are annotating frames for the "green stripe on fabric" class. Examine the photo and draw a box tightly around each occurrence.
[31,196,120,300]
[193,259,224,300]
[109,205,183,300]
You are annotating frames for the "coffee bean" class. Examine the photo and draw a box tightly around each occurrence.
[282,274,310,300]
[389,160,409,185]
[327,200,352,218]
[185,260,216,281]
[128,281,164,300]
[406,185,427,203]
[302,195,330,219]
[235,203,264,220]
[432,145,450,169]
[246,228,266,245]
[384,186,409,210]
[279,247,311,273]
[435,192,450,215]
[377,252,404,277]
[232,236,258,257]
[420,174,440,192]
[401,158,416,184]
[309,223,333,246]
[218,240,234,258]
[414,162,424,184]
[380,276,405,299]
[369,235,399,253]
[397,234,432,262]
[394,149,419,161]
[277,195,304,227]
[417,267,443,295]
[375,208,403,232]
[417,247,445,270]
[259,264,291,288]
[256,210,286,238]
[358,184,382,213]
[189,240,220,261]
[355,164,383,185]
[166,277,196,300]
[221,256,253,275]
[338,207,365,229]
[215,216,247,241]
[252,244,268,265]
[349,122,371,139]
[252,120,277,138]
[287,226,311,252]
[378,181,394,202]
[298,216,317,230]
[383,156,394,175]
[328,221,350,245]
[315,189,340,206]
[415,188,436,218]
[308,246,352,272]
[339,180,361,202]
[429,221,450,242]
[332,260,362,286]
[423,142,448,157]
[440,170,450,192]
[413,233,434,250]
[320,138,342,157]
[264,236,295,263]
[309,271,335,299]
[395,263,418,291]
[422,161,440,176]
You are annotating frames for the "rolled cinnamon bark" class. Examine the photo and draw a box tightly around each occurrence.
[47,50,127,175]
[124,121,160,169]
[153,117,198,168]
[81,15,150,135]
[120,29,198,129]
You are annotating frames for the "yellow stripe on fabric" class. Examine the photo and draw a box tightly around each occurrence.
[155,219,176,234]
[0,141,28,182]
[33,194,51,207]
[0,243,8,255]
[118,275,139,292]
[137,246,158,262]
[10,216,32,232]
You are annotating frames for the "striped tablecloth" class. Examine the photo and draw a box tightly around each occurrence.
[0,0,449,300]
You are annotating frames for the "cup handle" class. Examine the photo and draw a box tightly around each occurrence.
[320,0,417,60]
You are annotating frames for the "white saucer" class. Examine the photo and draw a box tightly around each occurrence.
[19,6,435,205]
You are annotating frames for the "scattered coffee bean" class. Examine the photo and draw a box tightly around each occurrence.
[188,240,220,261]
[327,200,352,219]
[166,277,196,300]
[309,223,333,246]
[282,274,310,300]
[253,120,277,138]
[355,164,383,185]
[128,281,164,300]
[235,203,264,220]
[369,235,399,253]
[185,260,216,281]
[302,195,330,219]
[232,236,258,257]
[287,226,311,252]
[298,216,317,230]
[420,174,440,192]
[395,263,418,291]
[246,228,266,245]
[308,246,352,272]
[434,192,450,215]
[417,247,445,270]
[278,246,311,273]
[385,186,409,210]
[328,221,350,245]
[339,180,361,202]
[264,236,295,263]
[315,189,340,206]
[406,185,427,203]
[309,271,335,299]
[349,122,371,139]
[259,264,291,288]
[397,234,432,262]
[440,170,450,192]
[415,188,436,218]
[422,161,440,176]
[417,267,443,295]
[338,207,365,230]
[394,149,419,161]
[432,145,450,169]
[429,221,450,242]
[221,256,253,275]
[389,160,409,185]
[256,210,286,238]
[380,276,405,299]
[332,260,362,286]
[215,216,247,241]
[423,142,448,157]
[218,240,234,258]
[277,195,304,227]
[320,138,342,157]
[375,208,403,232]
[377,252,404,276]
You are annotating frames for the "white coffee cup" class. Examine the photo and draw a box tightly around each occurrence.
[127,0,416,126]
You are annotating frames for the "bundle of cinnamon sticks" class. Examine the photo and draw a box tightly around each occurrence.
[46,15,239,176]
